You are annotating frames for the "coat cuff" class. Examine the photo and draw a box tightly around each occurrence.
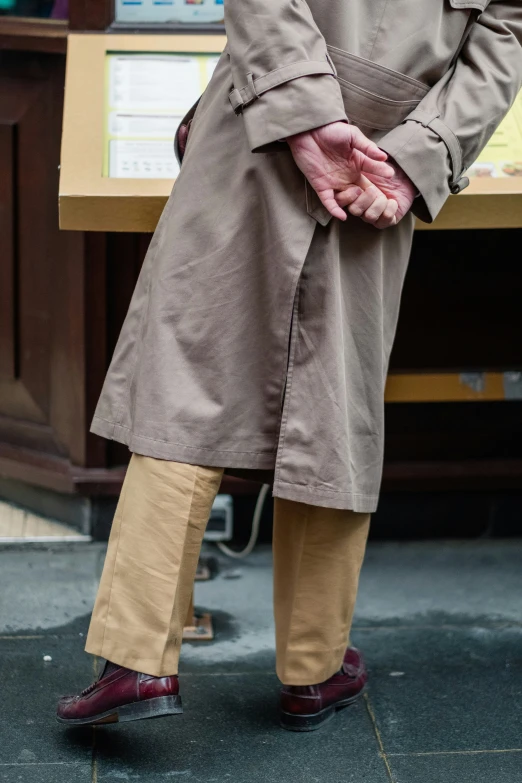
[379,116,470,224]
[378,121,451,223]
[233,72,348,153]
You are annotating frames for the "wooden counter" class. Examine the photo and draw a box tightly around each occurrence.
[59,34,522,233]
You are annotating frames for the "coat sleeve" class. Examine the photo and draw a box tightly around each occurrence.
[378,0,522,223]
[224,0,348,152]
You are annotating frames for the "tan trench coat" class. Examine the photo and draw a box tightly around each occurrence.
[92,0,522,512]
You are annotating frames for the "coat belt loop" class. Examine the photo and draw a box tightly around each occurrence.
[229,73,259,115]
[229,88,245,114]
[246,72,258,99]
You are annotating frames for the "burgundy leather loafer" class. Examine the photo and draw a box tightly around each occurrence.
[279,647,367,732]
[56,663,182,726]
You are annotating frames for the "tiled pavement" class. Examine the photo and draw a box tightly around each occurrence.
[1,540,521,782]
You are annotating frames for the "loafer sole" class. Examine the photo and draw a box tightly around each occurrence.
[279,686,366,732]
[56,694,183,726]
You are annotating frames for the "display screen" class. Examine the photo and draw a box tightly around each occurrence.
[115,0,224,25]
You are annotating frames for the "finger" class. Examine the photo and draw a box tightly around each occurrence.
[360,155,395,179]
[358,174,373,189]
[373,215,399,229]
[335,185,364,208]
[319,188,347,221]
[347,184,383,217]
[361,191,389,224]
[375,199,399,229]
[350,126,388,161]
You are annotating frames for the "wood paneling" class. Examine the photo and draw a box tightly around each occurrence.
[0,19,68,54]
[0,123,15,380]
[0,14,259,505]
[0,51,95,464]
[69,0,113,31]
[17,73,54,417]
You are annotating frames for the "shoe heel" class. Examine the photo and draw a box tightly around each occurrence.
[280,706,335,732]
[117,695,183,723]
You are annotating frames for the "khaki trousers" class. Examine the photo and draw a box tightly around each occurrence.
[86,455,370,686]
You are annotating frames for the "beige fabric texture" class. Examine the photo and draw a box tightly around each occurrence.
[86,455,370,685]
[85,456,223,677]
[273,498,370,685]
[91,0,522,512]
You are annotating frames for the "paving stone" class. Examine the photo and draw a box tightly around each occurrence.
[0,545,102,634]
[0,635,94,766]
[356,541,522,626]
[0,763,91,783]
[93,674,387,783]
[2,541,522,783]
[356,625,522,754]
[387,751,522,783]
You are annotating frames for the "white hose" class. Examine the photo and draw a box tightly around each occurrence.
[217,483,270,559]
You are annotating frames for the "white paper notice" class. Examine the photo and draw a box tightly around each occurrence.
[105,52,216,179]
[109,140,180,178]
[108,112,183,138]
[109,55,201,113]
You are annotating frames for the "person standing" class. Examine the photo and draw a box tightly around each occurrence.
[57,0,521,731]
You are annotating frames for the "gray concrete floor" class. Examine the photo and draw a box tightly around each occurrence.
[1,540,521,782]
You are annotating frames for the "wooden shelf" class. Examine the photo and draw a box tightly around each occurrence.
[0,18,68,53]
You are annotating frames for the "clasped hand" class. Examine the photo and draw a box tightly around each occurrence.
[287,121,417,229]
